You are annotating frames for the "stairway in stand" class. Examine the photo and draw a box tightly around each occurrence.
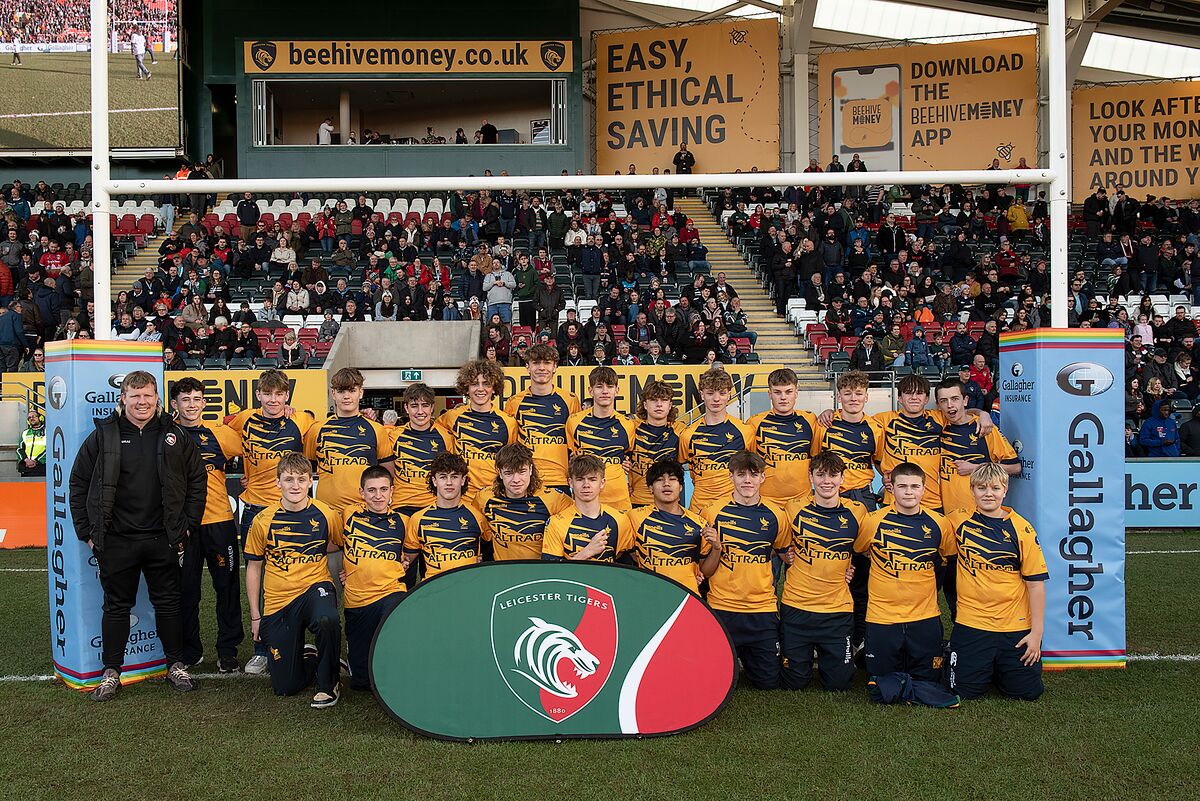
[110,224,172,303]
[674,198,825,388]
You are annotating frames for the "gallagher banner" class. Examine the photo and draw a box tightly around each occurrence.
[817,34,1037,172]
[44,341,168,690]
[1071,79,1200,199]
[999,330,1126,670]
[594,19,780,174]
[371,562,735,740]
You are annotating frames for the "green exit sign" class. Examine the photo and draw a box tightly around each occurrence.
[401,369,423,381]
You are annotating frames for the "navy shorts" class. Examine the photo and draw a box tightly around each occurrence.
[712,609,780,690]
[948,623,1043,700]
[779,606,854,691]
[262,581,341,696]
[865,616,945,683]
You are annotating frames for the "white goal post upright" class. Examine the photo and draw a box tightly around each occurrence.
[88,0,1071,340]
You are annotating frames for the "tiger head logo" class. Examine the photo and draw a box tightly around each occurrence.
[511,617,600,698]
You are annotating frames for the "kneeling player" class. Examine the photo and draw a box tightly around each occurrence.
[475,443,573,560]
[341,466,409,691]
[780,452,868,691]
[854,462,954,685]
[542,453,634,562]
[626,459,717,594]
[701,450,790,690]
[244,453,344,708]
[403,452,490,579]
[946,463,1047,700]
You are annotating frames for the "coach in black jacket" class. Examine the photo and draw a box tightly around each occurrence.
[68,371,205,700]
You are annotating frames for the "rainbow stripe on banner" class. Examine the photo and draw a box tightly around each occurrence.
[45,340,164,363]
[1041,650,1128,671]
[53,659,167,690]
[1000,328,1127,351]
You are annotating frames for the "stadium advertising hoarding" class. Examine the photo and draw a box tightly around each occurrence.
[593,19,780,175]
[371,561,735,740]
[1071,79,1200,199]
[241,39,573,75]
[999,330,1127,670]
[817,35,1037,172]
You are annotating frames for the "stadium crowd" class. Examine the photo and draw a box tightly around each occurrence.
[1,0,174,44]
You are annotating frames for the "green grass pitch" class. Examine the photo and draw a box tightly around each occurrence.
[0,51,178,149]
[1,531,1196,801]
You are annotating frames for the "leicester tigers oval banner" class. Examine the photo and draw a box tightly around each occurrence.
[370,562,736,740]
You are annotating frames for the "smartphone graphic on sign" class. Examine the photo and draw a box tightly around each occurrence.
[832,65,902,171]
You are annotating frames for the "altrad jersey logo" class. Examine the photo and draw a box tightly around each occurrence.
[492,580,617,723]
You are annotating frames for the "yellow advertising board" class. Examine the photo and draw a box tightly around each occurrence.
[594,19,780,175]
[9,369,328,424]
[817,35,1037,172]
[1071,80,1200,199]
[500,364,781,417]
[243,39,572,75]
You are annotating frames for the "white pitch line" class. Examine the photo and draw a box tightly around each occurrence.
[1127,653,1200,662]
[1128,550,1200,555]
[0,106,175,119]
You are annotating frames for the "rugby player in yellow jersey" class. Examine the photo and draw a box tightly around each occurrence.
[504,344,580,492]
[681,368,755,513]
[946,464,1047,701]
[629,380,685,507]
[746,367,821,504]
[475,443,573,560]
[170,377,244,673]
[436,360,518,503]
[226,368,316,674]
[854,462,955,685]
[779,452,867,691]
[389,383,454,515]
[244,453,344,709]
[303,368,394,514]
[339,466,409,691]
[565,366,637,511]
[542,453,635,563]
[402,452,491,579]
[626,459,717,594]
[700,450,790,690]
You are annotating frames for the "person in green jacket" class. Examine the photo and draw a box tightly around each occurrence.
[17,407,46,477]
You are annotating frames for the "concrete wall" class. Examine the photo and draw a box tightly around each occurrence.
[326,321,482,386]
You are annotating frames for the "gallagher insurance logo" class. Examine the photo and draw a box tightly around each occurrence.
[1056,362,1115,397]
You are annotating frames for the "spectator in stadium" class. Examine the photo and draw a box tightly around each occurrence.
[1139,399,1180,457]
[483,258,516,325]
[1180,408,1200,456]
[534,274,565,332]
[278,330,308,368]
[231,322,261,361]
[848,332,884,372]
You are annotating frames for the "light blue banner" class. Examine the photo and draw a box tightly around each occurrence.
[1125,459,1200,528]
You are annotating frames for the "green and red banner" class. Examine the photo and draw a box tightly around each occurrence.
[370,562,736,740]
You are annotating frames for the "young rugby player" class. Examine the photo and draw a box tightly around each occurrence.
[504,344,580,493]
[303,367,393,514]
[402,452,490,578]
[388,383,454,515]
[746,368,821,504]
[681,369,755,512]
[436,360,518,503]
[474,443,573,560]
[565,366,637,511]
[626,459,716,594]
[628,380,684,507]
[542,453,635,562]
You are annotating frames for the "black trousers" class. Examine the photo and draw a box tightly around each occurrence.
[239,502,269,656]
[712,609,780,690]
[843,486,879,647]
[263,581,341,696]
[779,606,854,691]
[181,520,244,663]
[96,532,183,672]
[344,591,404,691]
[865,616,944,683]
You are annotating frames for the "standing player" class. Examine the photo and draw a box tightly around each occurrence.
[681,369,755,513]
[303,368,393,515]
[779,452,868,691]
[402,452,490,579]
[388,383,454,515]
[340,466,409,691]
[130,27,151,80]
[626,459,716,594]
[628,380,684,507]
[244,453,344,709]
[475,443,572,560]
[700,450,790,690]
[10,21,21,66]
[565,366,637,511]
[437,360,517,503]
[542,453,635,562]
[170,377,244,673]
[747,368,820,505]
[504,344,580,493]
[946,464,1047,701]
[227,368,316,675]
[854,462,955,685]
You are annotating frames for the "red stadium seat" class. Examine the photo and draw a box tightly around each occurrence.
[277,213,293,229]
[351,220,363,235]
[259,213,274,228]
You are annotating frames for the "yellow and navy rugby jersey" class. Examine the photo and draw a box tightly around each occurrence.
[303,414,393,513]
[244,499,343,616]
[542,505,635,563]
[625,505,708,593]
[435,405,518,503]
[781,496,868,613]
[854,505,954,625]
[341,506,409,609]
[182,422,242,525]
[474,487,574,560]
[388,424,454,510]
[628,419,684,506]
[747,409,821,504]
[873,410,946,510]
[227,409,316,507]
[680,416,756,513]
[403,502,490,578]
[565,410,638,510]
[504,389,581,487]
[938,424,1020,514]
[816,412,884,492]
[947,508,1048,633]
[700,497,790,613]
